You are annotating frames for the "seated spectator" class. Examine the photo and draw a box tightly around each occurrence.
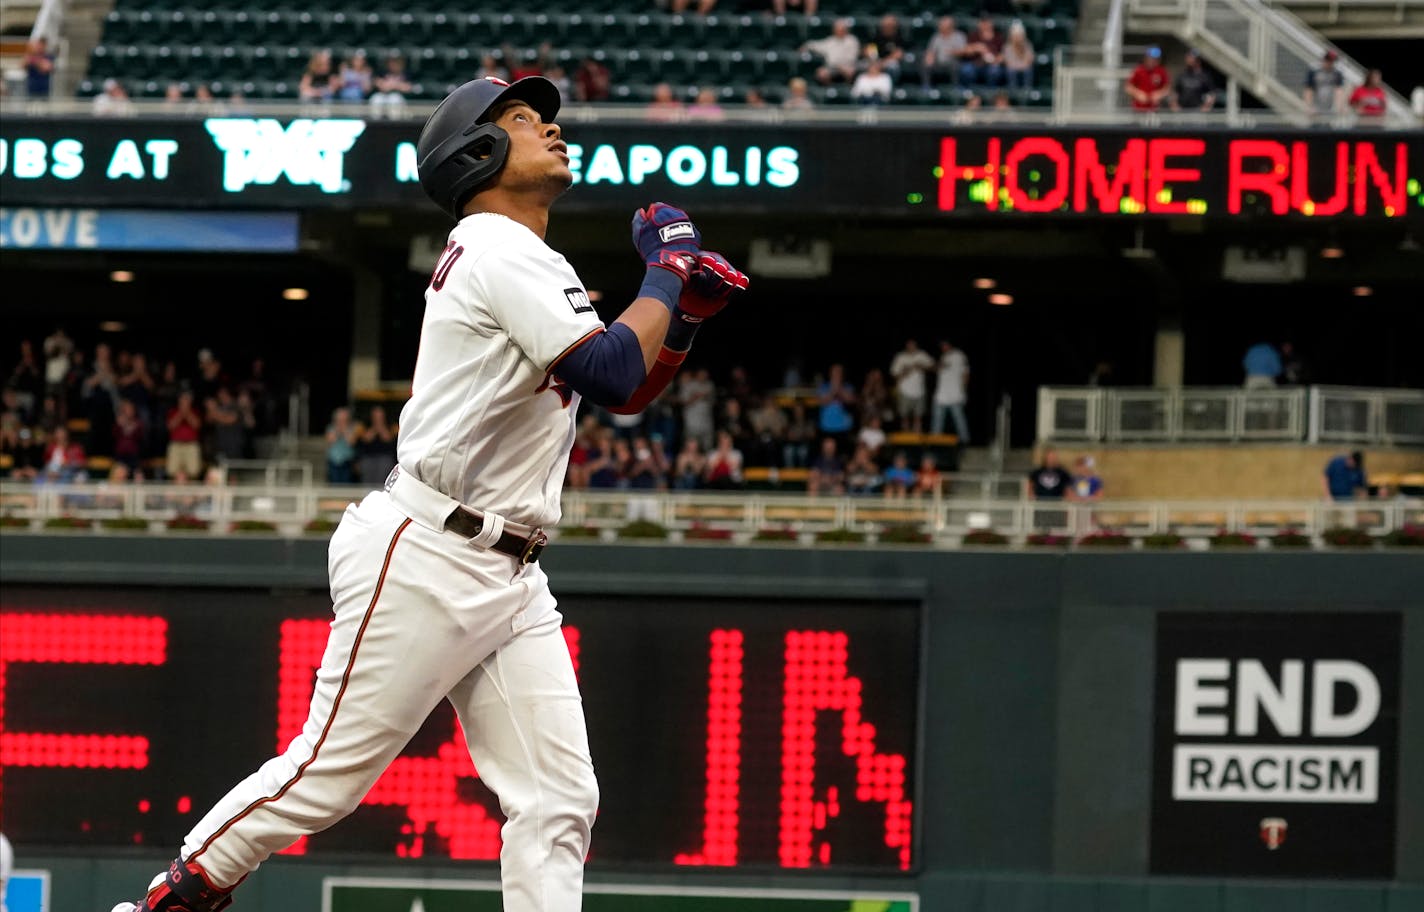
[1350,69,1387,121]
[851,59,893,105]
[476,53,509,83]
[674,438,707,490]
[744,88,768,108]
[1323,450,1368,501]
[807,437,845,495]
[162,82,185,106]
[882,452,915,499]
[23,37,56,100]
[299,50,337,104]
[1003,21,1035,90]
[575,57,612,102]
[863,14,907,80]
[921,17,968,88]
[802,19,860,85]
[370,54,413,117]
[324,406,357,484]
[845,445,882,495]
[857,415,886,459]
[39,426,86,483]
[1243,340,1282,388]
[783,401,814,468]
[356,405,398,486]
[687,87,725,121]
[92,79,134,117]
[703,430,744,489]
[911,455,941,498]
[166,391,203,483]
[1304,49,1346,117]
[113,399,146,475]
[193,83,216,109]
[626,435,669,490]
[671,0,717,14]
[337,50,373,103]
[1026,448,1072,500]
[1068,456,1104,502]
[647,82,684,122]
[1,394,41,481]
[960,15,1005,87]
[782,77,815,111]
[1126,46,1170,111]
[991,89,1013,109]
[1170,49,1216,112]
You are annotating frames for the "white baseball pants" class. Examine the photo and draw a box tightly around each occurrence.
[178,488,598,911]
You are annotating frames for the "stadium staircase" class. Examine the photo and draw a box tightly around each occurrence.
[75,0,1081,108]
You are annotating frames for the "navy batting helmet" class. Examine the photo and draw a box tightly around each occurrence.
[416,76,562,219]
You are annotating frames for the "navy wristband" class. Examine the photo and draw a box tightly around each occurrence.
[637,265,685,313]
[663,308,702,353]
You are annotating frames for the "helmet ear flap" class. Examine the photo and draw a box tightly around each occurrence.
[437,124,511,219]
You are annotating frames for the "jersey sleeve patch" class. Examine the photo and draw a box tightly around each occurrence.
[564,287,595,315]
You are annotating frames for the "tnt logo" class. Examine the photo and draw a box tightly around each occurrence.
[205,118,366,194]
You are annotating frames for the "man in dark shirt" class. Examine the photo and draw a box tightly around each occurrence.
[1323,451,1368,501]
[1171,49,1216,112]
[1026,449,1074,499]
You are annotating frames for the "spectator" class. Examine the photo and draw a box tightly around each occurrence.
[890,339,935,433]
[166,391,203,482]
[770,0,818,14]
[679,367,716,449]
[807,437,845,495]
[802,19,860,85]
[586,428,621,488]
[960,14,1005,87]
[921,17,967,88]
[92,79,134,116]
[194,348,227,405]
[476,53,509,83]
[1003,21,1035,90]
[863,14,907,80]
[1323,450,1368,501]
[647,82,684,121]
[62,348,88,419]
[882,451,916,499]
[749,396,788,466]
[1087,360,1115,386]
[1171,49,1216,112]
[370,54,413,117]
[299,50,337,104]
[7,339,43,413]
[509,43,550,81]
[1350,69,1388,121]
[783,401,814,468]
[39,425,86,483]
[932,340,971,441]
[992,89,1013,110]
[1304,50,1346,117]
[82,344,120,457]
[673,437,707,490]
[911,454,941,498]
[859,367,891,428]
[857,414,887,458]
[118,351,155,428]
[845,444,882,495]
[1126,46,1170,112]
[336,50,373,103]
[1026,448,1073,499]
[782,77,815,111]
[324,406,357,483]
[1280,341,1308,385]
[816,364,857,451]
[356,405,398,486]
[1,391,40,481]
[703,430,744,489]
[43,327,73,402]
[574,56,612,102]
[851,59,893,105]
[193,83,216,109]
[23,37,56,99]
[744,87,769,108]
[719,398,752,453]
[208,387,251,462]
[687,86,725,121]
[1242,340,1282,388]
[162,82,184,106]
[238,358,275,437]
[626,435,669,489]
[113,398,146,475]
[1068,455,1104,501]
[566,415,599,489]
[671,0,717,14]
[545,65,572,100]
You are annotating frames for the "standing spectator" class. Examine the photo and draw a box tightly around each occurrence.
[859,367,891,428]
[62,348,88,419]
[719,398,752,453]
[324,406,357,483]
[1026,448,1073,499]
[92,78,134,116]
[1349,69,1388,121]
[112,399,146,475]
[673,438,707,490]
[1068,455,1104,502]
[336,50,373,103]
[1304,50,1346,118]
[1171,49,1216,112]
[807,437,845,495]
[703,430,744,489]
[863,14,907,80]
[679,367,716,450]
[1002,21,1035,90]
[851,59,893,105]
[7,339,43,413]
[647,82,684,121]
[890,339,935,433]
[1323,450,1368,501]
[151,360,181,454]
[783,401,814,468]
[83,344,121,457]
[370,54,413,117]
[749,396,788,466]
[299,50,337,104]
[1126,46,1170,112]
[574,56,611,102]
[960,14,1005,87]
[627,435,669,490]
[844,445,882,495]
[39,425,87,483]
[1242,341,1282,389]
[911,454,941,498]
[24,37,56,99]
[932,340,971,441]
[882,451,916,499]
[208,387,250,463]
[687,87,725,121]
[356,405,398,486]
[194,348,227,405]
[816,364,857,451]
[1280,341,1308,385]
[585,428,621,489]
[118,351,156,430]
[43,327,73,402]
[165,391,203,482]
[921,16,967,88]
[802,19,861,85]
[238,358,275,437]
[782,77,814,111]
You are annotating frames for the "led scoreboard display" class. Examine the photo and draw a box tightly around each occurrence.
[0,588,919,871]
[1,116,1418,219]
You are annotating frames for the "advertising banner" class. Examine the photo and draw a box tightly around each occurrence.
[1150,611,1401,877]
[2,117,1419,220]
[0,208,298,251]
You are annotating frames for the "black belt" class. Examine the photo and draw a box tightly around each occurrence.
[445,507,548,565]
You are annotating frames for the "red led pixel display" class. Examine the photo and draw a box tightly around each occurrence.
[0,592,917,870]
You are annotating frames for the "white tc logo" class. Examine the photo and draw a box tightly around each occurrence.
[205,118,366,193]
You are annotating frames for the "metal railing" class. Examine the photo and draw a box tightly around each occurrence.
[1037,385,1424,444]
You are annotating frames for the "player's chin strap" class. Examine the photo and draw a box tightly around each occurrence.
[137,859,235,912]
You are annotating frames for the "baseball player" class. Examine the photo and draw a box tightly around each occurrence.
[111,75,746,912]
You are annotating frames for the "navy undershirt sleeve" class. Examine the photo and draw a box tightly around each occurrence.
[553,322,647,407]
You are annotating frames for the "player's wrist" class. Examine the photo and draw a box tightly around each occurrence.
[638,262,687,313]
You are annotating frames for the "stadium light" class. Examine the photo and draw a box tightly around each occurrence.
[989,293,1014,306]
[1353,286,1373,297]
[1320,245,1345,259]
[109,270,134,283]
[99,321,127,332]
[283,287,310,301]
[973,278,996,289]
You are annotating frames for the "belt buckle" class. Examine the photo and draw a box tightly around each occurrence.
[520,529,548,565]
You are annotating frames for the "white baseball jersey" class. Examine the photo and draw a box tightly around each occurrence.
[397,212,603,527]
